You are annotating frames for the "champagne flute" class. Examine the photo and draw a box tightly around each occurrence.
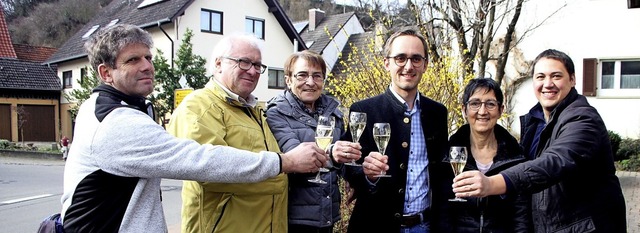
[448,146,468,202]
[322,116,335,172]
[308,116,334,184]
[372,123,391,178]
[345,112,366,166]
[317,116,335,173]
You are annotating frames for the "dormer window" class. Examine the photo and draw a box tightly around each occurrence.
[305,41,314,48]
[107,19,119,27]
[137,0,166,9]
[82,25,100,39]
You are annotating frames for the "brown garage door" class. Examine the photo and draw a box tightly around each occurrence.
[17,104,55,141]
[0,104,10,140]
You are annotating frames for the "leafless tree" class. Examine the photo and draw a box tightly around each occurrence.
[410,0,565,83]
[331,0,540,81]
[14,105,28,146]
[339,0,564,130]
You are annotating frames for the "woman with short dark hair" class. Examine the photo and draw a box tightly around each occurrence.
[447,78,531,233]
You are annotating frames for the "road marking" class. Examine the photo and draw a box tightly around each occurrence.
[0,194,54,205]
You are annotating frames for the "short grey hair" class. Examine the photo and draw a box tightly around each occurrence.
[84,24,153,71]
[210,33,264,72]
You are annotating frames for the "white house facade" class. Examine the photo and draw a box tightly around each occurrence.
[504,0,640,139]
[177,0,303,99]
[47,0,306,138]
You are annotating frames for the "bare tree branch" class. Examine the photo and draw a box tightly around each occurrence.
[495,0,523,84]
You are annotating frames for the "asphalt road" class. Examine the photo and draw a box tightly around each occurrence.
[0,156,182,232]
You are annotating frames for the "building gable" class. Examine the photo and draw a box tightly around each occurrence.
[45,0,305,65]
[299,11,356,54]
[331,31,375,77]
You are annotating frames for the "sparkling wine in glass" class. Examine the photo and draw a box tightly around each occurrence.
[372,123,391,178]
[448,146,468,202]
[308,116,334,184]
[345,112,366,166]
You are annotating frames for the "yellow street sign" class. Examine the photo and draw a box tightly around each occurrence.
[174,88,193,108]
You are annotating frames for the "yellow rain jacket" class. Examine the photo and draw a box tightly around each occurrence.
[167,80,287,233]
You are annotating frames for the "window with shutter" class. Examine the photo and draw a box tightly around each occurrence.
[583,58,597,97]
[595,59,640,98]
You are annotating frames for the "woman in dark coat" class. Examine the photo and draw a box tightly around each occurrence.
[266,50,362,233]
[447,78,531,233]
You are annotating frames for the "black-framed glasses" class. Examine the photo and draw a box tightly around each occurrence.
[466,100,500,111]
[293,72,325,82]
[222,56,267,74]
[386,55,427,67]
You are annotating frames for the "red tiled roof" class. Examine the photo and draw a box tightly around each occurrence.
[13,44,57,63]
[0,5,16,58]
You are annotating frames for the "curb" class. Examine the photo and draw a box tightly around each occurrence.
[0,149,63,160]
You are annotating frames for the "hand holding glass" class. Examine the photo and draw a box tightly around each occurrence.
[345,112,366,166]
[448,146,468,202]
[308,116,334,184]
[372,123,391,178]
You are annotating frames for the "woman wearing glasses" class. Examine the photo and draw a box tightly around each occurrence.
[266,50,361,233]
[447,78,531,233]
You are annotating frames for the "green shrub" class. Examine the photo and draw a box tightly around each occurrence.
[609,131,622,160]
[0,139,10,149]
[36,146,61,153]
[617,138,640,162]
[617,155,640,172]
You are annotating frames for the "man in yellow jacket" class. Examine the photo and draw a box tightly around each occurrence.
[167,34,324,233]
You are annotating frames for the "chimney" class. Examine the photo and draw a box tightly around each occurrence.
[374,23,388,52]
[308,9,325,32]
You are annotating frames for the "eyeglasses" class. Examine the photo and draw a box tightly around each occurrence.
[386,55,427,67]
[293,72,325,82]
[222,56,267,74]
[466,100,500,111]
